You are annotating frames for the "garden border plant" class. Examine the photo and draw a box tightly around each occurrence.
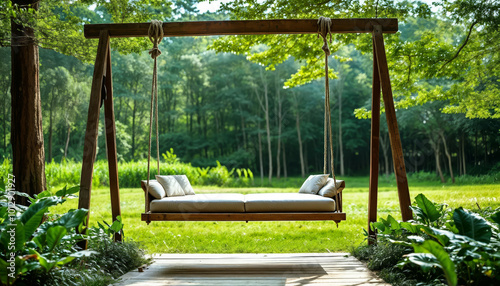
[0,185,150,286]
[353,193,500,286]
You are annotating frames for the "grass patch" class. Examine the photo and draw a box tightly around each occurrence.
[52,176,500,254]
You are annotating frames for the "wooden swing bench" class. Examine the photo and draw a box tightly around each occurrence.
[78,18,413,248]
[140,180,346,224]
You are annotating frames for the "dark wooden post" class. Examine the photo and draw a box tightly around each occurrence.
[368,38,381,244]
[372,25,412,222]
[78,30,110,249]
[104,43,122,242]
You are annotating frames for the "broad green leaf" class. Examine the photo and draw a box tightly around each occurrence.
[371,221,385,233]
[55,185,80,198]
[32,234,46,250]
[415,194,440,223]
[387,215,401,231]
[22,207,46,242]
[413,240,457,286]
[46,226,67,252]
[52,209,88,230]
[400,222,418,233]
[491,211,500,225]
[0,256,24,285]
[20,198,61,225]
[0,221,25,252]
[407,252,439,272]
[453,207,492,243]
[30,250,56,272]
[110,217,124,234]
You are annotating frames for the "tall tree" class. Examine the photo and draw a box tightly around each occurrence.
[10,0,46,201]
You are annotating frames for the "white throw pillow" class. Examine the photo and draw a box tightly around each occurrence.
[173,175,195,195]
[147,181,165,199]
[156,175,185,197]
[318,178,343,197]
[299,174,329,194]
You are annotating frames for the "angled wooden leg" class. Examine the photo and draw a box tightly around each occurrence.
[104,42,122,242]
[372,25,412,222]
[78,30,110,249]
[368,37,381,244]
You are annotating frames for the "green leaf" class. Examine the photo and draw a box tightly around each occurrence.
[414,194,440,223]
[412,240,457,286]
[407,252,440,272]
[109,217,124,234]
[491,210,500,225]
[55,185,80,198]
[387,215,401,231]
[0,221,25,252]
[52,209,88,230]
[20,198,60,226]
[400,222,418,233]
[31,250,56,272]
[46,226,67,252]
[453,207,492,243]
[22,207,46,242]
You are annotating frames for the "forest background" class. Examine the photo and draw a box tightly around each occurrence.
[0,0,499,187]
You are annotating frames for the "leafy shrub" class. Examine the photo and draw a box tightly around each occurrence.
[0,152,254,189]
[356,193,500,286]
[0,185,94,285]
[0,185,151,286]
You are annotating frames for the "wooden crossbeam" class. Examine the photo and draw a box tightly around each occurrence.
[84,18,398,38]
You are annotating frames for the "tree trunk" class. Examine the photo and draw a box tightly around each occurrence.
[439,131,454,183]
[275,73,282,180]
[48,108,53,162]
[64,125,71,159]
[433,143,445,183]
[11,0,46,203]
[258,125,264,186]
[462,133,466,175]
[131,101,136,157]
[296,110,305,178]
[338,82,344,176]
[264,80,272,184]
[282,142,287,178]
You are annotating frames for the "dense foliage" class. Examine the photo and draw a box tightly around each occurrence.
[0,1,498,182]
[353,194,500,286]
[0,185,150,285]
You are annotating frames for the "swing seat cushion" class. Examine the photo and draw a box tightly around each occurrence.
[150,193,245,213]
[244,193,335,212]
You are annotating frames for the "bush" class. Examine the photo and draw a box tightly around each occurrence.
[353,194,500,286]
[0,185,151,286]
[0,152,254,189]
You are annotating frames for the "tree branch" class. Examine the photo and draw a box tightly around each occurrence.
[439,21,478,71]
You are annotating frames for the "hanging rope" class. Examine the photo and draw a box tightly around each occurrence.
[318,17,337,188]
[147,20,163,189]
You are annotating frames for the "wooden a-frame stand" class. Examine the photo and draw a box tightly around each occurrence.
[78,19,411,249]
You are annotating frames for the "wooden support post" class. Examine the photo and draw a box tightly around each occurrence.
[104,42,122,242]
[372,26,412,222]
[368,38,381,244]
[78,30,109,249]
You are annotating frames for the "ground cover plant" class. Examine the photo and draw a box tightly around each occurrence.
[0,186,150,286]
[353,194,500,286]
[51,175,500,254]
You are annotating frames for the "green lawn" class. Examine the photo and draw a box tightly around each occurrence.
[52,176,500,254]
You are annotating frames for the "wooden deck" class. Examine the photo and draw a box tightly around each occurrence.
[116,253,389,286]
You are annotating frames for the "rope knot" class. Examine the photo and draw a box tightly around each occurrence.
[148,20,163,59]
[317,16,332,56]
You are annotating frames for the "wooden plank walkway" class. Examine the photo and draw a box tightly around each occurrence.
[116,253,389,286]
